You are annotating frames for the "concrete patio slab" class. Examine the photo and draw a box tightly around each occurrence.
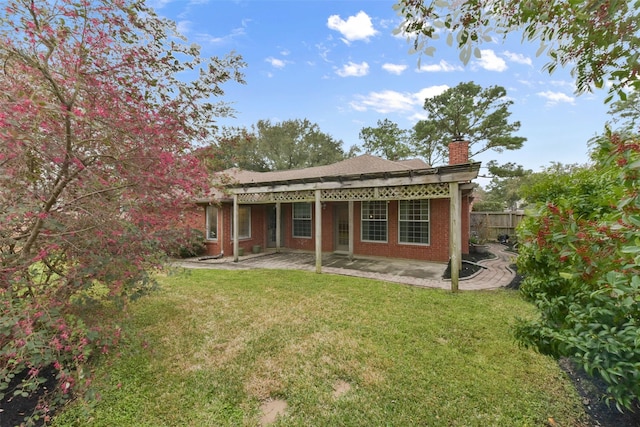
[172,243,516,291]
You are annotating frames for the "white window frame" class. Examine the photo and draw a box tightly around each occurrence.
[206,206,218,241]
[361,201,388,243]
[398,200,430,245]
[292,203,312,239]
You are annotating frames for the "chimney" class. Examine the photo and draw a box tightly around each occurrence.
[449,138,469,165]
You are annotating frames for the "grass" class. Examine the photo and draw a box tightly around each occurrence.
[54,269,588,426]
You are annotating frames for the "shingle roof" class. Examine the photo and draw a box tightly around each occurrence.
[221,154,431,185]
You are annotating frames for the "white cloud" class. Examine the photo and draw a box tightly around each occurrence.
[382,63,407,75]
[266,57,287,69]
[413,85,449,104]
[176,20,192,35]
[195,21,248,45]
[416,60,462,73]
[327,11,378,44]
[316,43,331,62]
[474,49,507,72]
[503,51,532,66]
[336,61,369,77]
[537,91,575,105]
[350,85,449,114]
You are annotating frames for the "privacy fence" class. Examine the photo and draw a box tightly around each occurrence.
[470,211,525,242]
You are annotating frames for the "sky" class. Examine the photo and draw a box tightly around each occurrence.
[151,0,612,183]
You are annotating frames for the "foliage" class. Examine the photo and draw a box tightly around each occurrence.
[153,228,206,258]
[197,126,268,172]
[608,90,640,133]
[393,0,640,100]
[417,82,526,158]
[201,119,350,172]
[359,119,412,161]
[480,161,533,211]
[54,270,588,425]
[253,119,348,171]
[411,119,447,165]
[0,0,244,421]
[516,131,640,410]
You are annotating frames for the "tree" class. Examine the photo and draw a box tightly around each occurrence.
[393,0,640,100]
[411,119,447,165]
[480,161,533,211]
[0,0,244,419]
[417,82,526,158]
[198,126,268,172]
[253,119,347,170]
[607,90,640,132]
[359,119,412,161]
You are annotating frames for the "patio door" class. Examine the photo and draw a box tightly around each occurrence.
[266,205,284,248]
[334,203,349,252]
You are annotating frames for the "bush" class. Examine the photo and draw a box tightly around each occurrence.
[154,228,206,258]
[515,132,640,411]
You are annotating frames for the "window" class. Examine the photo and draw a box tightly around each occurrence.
[399,200,430,245]
[361,201,387,242]
[206,206,218,240]
[292,203,312,238]
[231,206,251,239]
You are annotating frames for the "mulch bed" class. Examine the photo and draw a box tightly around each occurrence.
[1,366,57,427]
[442,251,495,279]
[503,251,640,427]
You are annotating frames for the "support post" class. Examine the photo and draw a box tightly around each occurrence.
[233,194,239,262]
[449,182,460,292]
[348,200,354,260]
[275,202,281,253]
[219,205,224,256]
[315,190,322,274]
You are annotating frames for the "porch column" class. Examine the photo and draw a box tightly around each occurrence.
[275,202,281,253]
[233,194,239,263]
[449,182,461,292]
[219,205,224,256]
[348,200,354,260]
[315,189,322,274]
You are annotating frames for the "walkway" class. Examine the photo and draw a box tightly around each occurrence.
[172,243,517,291]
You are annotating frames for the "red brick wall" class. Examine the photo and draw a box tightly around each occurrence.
[204,204,267,256]
[449,140,469,165]
[204,197,471,262]
[351,200,452,262]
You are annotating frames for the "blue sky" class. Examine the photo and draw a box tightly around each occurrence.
[152,0,612,180]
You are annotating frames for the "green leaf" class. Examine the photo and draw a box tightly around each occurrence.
[621,245,640,254]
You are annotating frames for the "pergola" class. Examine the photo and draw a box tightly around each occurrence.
[226,161,480,291]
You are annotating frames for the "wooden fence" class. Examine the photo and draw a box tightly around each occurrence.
[470,211,525,242]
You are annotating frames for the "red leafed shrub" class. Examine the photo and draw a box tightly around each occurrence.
[0,0,244,422]
[516,131,640,411]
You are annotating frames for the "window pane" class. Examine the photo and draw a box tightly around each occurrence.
[293,203,311,219]
[232,206,251,239]
[399,200,429,244]
[361,201,387,242]
[293,203,312,238]
[206,206,218,240]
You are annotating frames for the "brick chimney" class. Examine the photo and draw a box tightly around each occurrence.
[448,139,469,165]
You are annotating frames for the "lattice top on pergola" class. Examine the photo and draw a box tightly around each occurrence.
[236,183,451,204]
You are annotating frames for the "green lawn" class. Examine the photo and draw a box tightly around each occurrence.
[54,269,588,426]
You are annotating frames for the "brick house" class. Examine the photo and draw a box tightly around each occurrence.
[196,140,479,285]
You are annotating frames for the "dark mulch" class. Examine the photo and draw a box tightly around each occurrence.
[559,358,640,427]
[442,251,495,279]
[0,366,57,427]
